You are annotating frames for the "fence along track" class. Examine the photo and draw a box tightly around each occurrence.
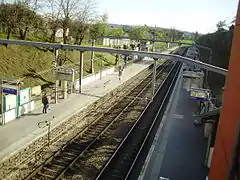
[95,62,181,180]
[24,61,173,180]
[0,62,153,180]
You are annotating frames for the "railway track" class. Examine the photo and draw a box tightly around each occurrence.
[95,62,182,180]
[0,61,155,180]
[24,61,174,180]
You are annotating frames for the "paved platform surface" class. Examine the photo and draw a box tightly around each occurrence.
[139,66,208,180]
[0,59,154,161]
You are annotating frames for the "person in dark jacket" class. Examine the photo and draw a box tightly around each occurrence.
[118,65,123,81]
[42,93,49,114]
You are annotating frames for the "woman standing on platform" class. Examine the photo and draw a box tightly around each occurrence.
[42,93,49,114]
[118,65,123,81]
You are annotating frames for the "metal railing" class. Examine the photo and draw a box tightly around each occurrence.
[0,39,227,76]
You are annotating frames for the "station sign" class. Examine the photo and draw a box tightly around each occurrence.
[2,87,18,95]
[55,67,75,82]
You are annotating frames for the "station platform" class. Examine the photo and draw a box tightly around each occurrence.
[139,65,208,180]
[0,58,155,162]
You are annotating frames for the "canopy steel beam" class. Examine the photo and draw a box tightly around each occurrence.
[0,39,227,76]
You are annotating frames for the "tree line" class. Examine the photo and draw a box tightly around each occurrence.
[0,0,194,45]
[197,20,234,103]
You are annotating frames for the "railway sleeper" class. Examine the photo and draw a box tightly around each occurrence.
[80,137,95,143]
[64,148,81,154]
[61,155,74,161]
[66,147,85,154]
[31,177,41,180]
[111,174,123,179]
[67,144,87,151]
[52,158,70,165]
[43,167,59,173]
[48,163,64,170]
[86,131,102,136]
[62,151,77,157]
[119,158,134,165]
[37,172,55,179]
[92,127,106,131]
[40,168,58,176]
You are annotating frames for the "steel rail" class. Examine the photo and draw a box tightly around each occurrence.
[124,63,181,180]
[94,62,179,180]
[24,61,171,180]
[4,62,152,180]
[52,61,172,180]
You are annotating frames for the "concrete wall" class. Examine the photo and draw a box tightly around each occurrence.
[3,88,35,124]
[73,66,115,90]
[102,38,137,47]
[19,101,35,116]
[4,109,16,124]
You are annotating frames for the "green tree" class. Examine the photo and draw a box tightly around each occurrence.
[89,13,108,38]
[70,21,89,45]
[196,22,234,102]
[216,20,227,31]
[194,31,199,40]
[0,3,18,39]
[129,25,149,39]
[155,31,166,40]
[166,28,177,41]
[17,4,43,40]
[0,3,42,40]
[107,28,124,36]
[122,25,131,33]
[176,31,184,40]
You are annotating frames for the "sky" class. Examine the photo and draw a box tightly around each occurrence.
[98,0,239,34]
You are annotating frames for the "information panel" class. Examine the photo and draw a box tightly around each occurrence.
[190,89,208,101]
[55,67,75,82]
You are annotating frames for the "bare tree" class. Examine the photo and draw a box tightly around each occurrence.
[72,0,97,45]
[41,0,63,42]
[60,0,97,44]
[60,0,77,43]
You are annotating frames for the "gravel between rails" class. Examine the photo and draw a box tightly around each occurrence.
[25,62,173,180]
[1,64,153,180]
[96,62,181,180]
[60,63,174,180]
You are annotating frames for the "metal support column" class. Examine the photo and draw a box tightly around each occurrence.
[0,79,3,125]
[100,57,103,80]
[90,39,95,74]
[152,59,157,101]
[16,83,20,119]
[55,49,59,104]
[79,51,84,93]
[152,42,155,52]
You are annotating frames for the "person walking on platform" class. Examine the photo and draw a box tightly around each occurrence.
[42,93,49,114]
[115,54,119,66]
[118,65,123,81]
[123,55,127,69]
